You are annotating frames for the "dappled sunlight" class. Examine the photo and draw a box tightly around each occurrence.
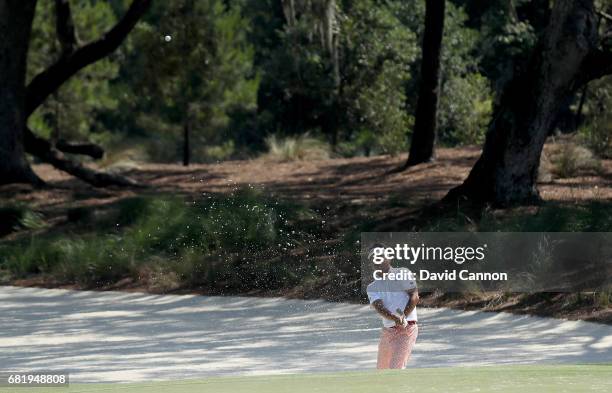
[1,286,610,383]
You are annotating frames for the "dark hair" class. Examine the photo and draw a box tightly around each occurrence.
[367,242,385,260]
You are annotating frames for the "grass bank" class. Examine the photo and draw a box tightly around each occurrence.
[0,189,332,293]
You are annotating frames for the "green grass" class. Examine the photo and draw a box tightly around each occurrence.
[2,365,611,393]
[0,204,46,237]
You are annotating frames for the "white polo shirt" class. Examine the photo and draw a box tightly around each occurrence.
[367,267,417,328]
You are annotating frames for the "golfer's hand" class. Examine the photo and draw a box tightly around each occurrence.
[393,314,407,328]
[394,308,407,328]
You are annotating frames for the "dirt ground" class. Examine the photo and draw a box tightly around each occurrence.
[5,145,612,223]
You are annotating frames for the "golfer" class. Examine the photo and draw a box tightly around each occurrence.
[367,245,419,369]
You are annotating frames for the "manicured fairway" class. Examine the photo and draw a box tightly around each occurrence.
[3,365,611,393]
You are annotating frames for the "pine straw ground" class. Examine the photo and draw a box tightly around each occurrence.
[11,145,612,221]
[1,144,612,323]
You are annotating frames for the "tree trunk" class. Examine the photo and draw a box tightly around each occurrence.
[14,0,150,187]
[325,0,340,149]
[444,0,601,206]
[405,0,445,167]
[0,0,149,187]
[183,118,191,167]
[0,0,42,185]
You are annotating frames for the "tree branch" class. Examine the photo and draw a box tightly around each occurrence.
[55,0,78,56]
[55,139,105,159]
[596,9,612,23]
[24,128,140,187]
[26,0,152,116]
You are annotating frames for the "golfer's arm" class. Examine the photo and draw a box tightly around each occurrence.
[403,288,419,316]
[372,299,400,323]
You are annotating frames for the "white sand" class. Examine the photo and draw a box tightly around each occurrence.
[0,286,610,382]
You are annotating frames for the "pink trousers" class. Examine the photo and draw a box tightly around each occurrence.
[376,324,418,369]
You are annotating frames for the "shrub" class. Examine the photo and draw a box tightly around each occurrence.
[0,205,46,238]
[439,73,493,146]
[545,142,601,178]
[262,134,331,162]
[594,291,611,309]
[579,121,612,158]
[0,190,317,289]
[196,140,236,163]
[338,124,411,157]
[578,75,612,158]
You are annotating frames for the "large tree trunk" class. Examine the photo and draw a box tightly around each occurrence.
[444,0,603,206]
[0,0,42,186]
[405,0,445,167]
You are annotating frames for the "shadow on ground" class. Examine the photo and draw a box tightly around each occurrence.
[0,286,610,382]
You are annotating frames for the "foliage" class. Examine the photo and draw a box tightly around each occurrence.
[109,0,258,162]
[0,204,46,238]
[578,76,612,158]
[580,122,612,159]
[439,73,493,145]
[339,0,417,154]
[27,0,119,142]
[395,1,488,147]
[263,134,331,162]
[19,0,610,161]
[253,0,417,153]
[546,143,601,179]
[466,0,541,92]
[245,0,338,138]
[0,190,317,287]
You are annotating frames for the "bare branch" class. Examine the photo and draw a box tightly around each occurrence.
[26,0,152,116]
